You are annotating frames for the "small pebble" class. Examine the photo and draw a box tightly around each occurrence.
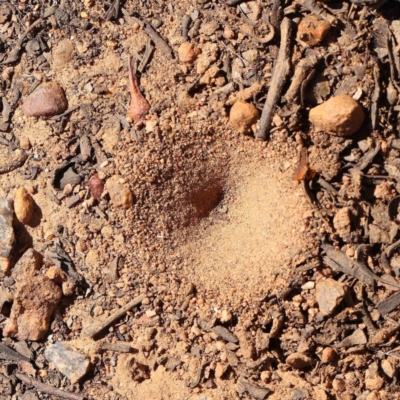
[316,278,347,316]
[12,248,41,283]
[22,82,68,118]
[14,187,35,225]
[45,266,67,284]
[321,347,336,363]
[146,309,157,318]
[106,175,134,209]
[309,94,365,136]
[229,100,259,133]
[381,359,394,378]
[215,363,228,379]
[62,281,76,296]
[301,281,315,290]
[297,15,331,47]
[20,137,31,150]
[178,42,201,64]
[52,39,74,66]
[220,309,232,323]
[286,352,315,369]
[333,207,351,237]
[89,173,104,200]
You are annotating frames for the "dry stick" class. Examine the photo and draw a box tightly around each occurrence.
[255,17,292,140]
[138,39,155,73]
[143,23,173,59]
[2,18,44,64]
[50,105,81,120]
[284,53,320,104]
[15,373,84,400]
[122,9,173,60]
[182,15,192,40]
[84,293,146,339]
[226,0,247,6]
[300,0,337,25]
[371,62,380,130]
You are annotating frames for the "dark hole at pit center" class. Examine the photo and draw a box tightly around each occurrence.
[188,181,224,220]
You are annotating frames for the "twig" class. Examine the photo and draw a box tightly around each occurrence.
[0,343,31,362]
[226,0,247,6]
[50,105,81,121]
[104,0,120,21]
[144,22,173,59]
[299,0,337,25]
[84,293,146,338]
[284,53,320,104]
[138,39,155,73]
[255,17,292,140]
[15,373,84,400]
[122,9,173,59]
[2,18,45,65]
[187,359,211,388]
[371,62,380,130]
[271,0,282,31]
[182,15,192,40]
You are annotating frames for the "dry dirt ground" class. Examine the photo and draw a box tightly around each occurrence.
[1,0,400,400]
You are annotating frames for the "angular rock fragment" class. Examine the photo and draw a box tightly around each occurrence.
[3,275,62,340]
[0,147,27,174]
[365,363,384,391]
[11,248,41,283]
[44,341,90,384]
[333,207,351,238]
[22,82,68,118]
[59,167,81,190]
[0,198,14,272]
[336,328,367,348]
[381,359,395,378]
[316,278,347,316]
[309,94,365,136]
[106,175,134,209]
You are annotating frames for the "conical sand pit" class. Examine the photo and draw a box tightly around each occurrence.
[178,146,316,303]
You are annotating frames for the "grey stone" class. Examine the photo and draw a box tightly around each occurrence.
[45,341,90,384]
[0,198,14,272]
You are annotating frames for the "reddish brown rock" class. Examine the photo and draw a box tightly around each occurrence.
[321,347,336,363]
[14,187,35,225]
[297,15,331,47]
[229,100,259,134]
[3,275,62,340]
[309,95,365,136]
[22,82,68,118]
[178,42,201,64]
[11,248,41,283]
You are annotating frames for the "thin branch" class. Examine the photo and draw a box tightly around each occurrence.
[15,373,84,400]
[255,17,293,140]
